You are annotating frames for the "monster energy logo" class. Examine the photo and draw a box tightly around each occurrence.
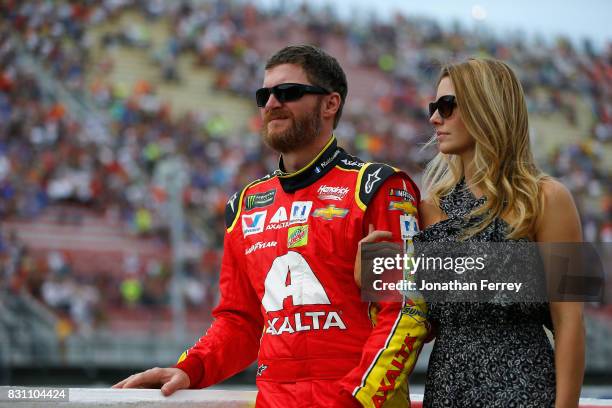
[245,190,276,210]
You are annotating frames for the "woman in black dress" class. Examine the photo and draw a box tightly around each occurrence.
[416,58,584,407]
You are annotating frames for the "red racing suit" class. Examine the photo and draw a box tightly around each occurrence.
[176,136,429,407]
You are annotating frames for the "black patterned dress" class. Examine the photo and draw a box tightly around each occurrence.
[414,179,555,408]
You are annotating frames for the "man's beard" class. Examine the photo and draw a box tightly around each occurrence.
[261,100,322,154]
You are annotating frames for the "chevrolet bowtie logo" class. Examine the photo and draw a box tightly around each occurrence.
[388,200,417,215]
[313,205,349,220]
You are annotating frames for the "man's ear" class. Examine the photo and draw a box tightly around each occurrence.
[321,92,341,121]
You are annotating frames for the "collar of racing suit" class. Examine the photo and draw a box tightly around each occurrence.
[275,135,343,193]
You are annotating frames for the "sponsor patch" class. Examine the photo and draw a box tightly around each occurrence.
[242,210,267,236]
[400,214,419,240]
[312,205,349,221]
[265,311,347,335]
[266,221,290,230]
[269,206,288,224]
[245,241,278,255]
[289,201,312,224]
[341,158,365,168]
[317,185,349,201]
[389,189,415,202]
[401,304,427,323]
[372,335,418,406]
[245,189,276,210]
[287,225,308,248]
[314,149,341,174]
[388,200,417,215]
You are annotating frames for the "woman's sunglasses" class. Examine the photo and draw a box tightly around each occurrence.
[256,83,330,107]
[428,95,457,119]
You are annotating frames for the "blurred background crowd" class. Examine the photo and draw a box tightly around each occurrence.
[0,0,610,386]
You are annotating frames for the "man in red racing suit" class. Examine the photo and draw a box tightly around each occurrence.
[114,45,428,407]
[176,135,428,407]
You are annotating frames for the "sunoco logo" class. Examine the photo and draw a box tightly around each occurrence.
[317,185,349,201]
[401,304,427,321]
[245,190,276,210]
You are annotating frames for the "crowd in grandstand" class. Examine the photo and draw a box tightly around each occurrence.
[0,0,610,332]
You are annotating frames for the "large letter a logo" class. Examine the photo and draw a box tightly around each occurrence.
[262,252,330,312]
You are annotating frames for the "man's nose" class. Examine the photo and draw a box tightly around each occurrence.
[264,93,282,111]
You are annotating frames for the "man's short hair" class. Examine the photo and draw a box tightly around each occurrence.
[265,44,348,129]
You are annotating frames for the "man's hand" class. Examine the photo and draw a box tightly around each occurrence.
[112,367,190,396]
[354,224,393,288]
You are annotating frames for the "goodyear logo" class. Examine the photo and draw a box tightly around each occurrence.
[245,190,276,210]
[388,200,417,215]
[312,205,349,221]
[287,225,308,248]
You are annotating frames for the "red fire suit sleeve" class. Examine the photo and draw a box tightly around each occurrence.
[337,173,430,408]
[175,228,264,388]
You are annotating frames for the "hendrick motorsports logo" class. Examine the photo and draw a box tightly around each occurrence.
[317,185,349,201]
[245,189,276,210]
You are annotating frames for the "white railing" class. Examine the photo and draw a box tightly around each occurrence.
[0,388,257,408]
[1,388,612,408]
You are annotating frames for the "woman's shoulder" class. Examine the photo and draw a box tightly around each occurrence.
[535,177,581,242]
[539,177,573,202]
[538,177,578,216]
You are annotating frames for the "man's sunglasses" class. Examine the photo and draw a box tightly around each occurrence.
[428,95,457,119]
[256,83,330,107]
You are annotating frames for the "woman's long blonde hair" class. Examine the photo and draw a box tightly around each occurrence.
[422,58,547,240]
